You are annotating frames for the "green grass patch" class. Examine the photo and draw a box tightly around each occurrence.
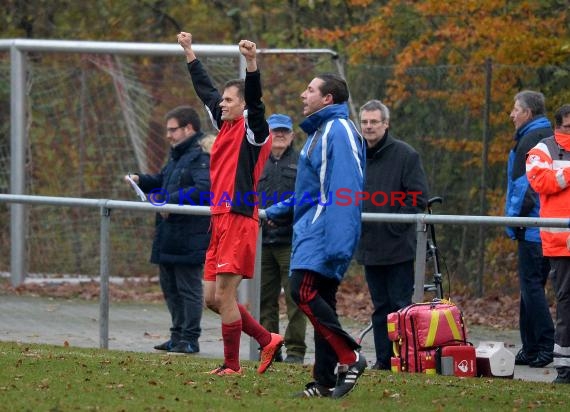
[0,341,568,411]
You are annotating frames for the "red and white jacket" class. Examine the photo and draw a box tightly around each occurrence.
[526,130,570,257]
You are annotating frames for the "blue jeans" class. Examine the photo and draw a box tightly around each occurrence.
[365,260,414,367]
[517,240,554,355]
[159,263,203,344]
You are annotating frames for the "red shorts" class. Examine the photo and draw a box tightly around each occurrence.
[204,213,259,281]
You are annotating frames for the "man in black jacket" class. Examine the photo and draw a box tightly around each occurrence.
[258,114,306,364]
[506,90,554,368]
[355,99,429,370]
[125,105,211,354]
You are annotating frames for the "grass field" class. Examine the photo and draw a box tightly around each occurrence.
[0,341,568,411]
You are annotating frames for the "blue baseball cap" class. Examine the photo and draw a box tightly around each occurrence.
[267,114,293,131]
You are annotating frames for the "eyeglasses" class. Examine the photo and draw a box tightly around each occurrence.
[560,124,570,130]
[360,120,384,126]
[166,125,185,134]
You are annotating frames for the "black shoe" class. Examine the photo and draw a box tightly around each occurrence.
[153,340,174,351]
[331,352,367,398]
[514,349,534,365]
[553,375,570,384]
[284,354,304,364]
[168,341,199,354]
[294,382,333,398]
[529,351,553,368]
[371,361,390,370]
[554,367,570,383]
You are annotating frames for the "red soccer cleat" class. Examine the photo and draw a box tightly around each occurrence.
[257,333,284,374]
[208,364,243,376]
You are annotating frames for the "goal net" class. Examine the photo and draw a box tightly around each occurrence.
[0,46,339,279]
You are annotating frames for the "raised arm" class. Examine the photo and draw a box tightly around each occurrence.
[177,32,222,127]
[239,39,269,144]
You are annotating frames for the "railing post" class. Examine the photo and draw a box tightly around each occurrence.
[413,215,428,303]
[248,226,263,361]
[99,204,111,349]
[10,44,27,287]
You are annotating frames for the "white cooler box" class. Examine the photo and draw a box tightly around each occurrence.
[475,341,515,379]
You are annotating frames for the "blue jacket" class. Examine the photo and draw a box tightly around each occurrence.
[505,116,553,242]
[265,104,365,281]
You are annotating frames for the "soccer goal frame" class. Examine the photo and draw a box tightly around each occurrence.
[0,38,345,286]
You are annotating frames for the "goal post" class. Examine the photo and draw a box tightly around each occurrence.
[0,39,343,286]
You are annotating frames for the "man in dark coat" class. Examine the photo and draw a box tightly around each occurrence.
[126,105,211,354]
[356,99,429,370]
[506,90,554,368]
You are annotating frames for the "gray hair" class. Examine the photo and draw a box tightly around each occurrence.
[514,90,546,117]
[359,99,390,121]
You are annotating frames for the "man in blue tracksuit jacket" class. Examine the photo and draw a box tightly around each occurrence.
[506,90,554,368]
[265,73,366,398]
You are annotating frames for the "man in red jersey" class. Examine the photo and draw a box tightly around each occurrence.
[177,32,283,376]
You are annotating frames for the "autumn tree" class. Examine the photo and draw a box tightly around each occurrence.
[305,0,570,294]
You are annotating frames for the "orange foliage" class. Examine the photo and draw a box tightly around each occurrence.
[305,0,566,117]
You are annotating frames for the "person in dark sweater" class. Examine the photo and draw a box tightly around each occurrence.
[355,99,429,370]
[125,105,211,354]
[258,114,306,364]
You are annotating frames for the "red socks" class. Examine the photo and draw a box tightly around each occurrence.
[221,305,273,371]
[221,319,242,371]
[238,303,271,347]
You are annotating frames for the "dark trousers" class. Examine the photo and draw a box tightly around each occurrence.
[365,260,414,367]
[517,240,554,355]
[159,263,203,344]
[290,270,360,388]
[260,244,307,357]
[550,257,570,371]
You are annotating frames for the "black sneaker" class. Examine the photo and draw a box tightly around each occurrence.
[153,340,174,351]
[371,361,390,370]
[168,341,199,354]
[331,352,367,398]
[554,367,570,383]
[553,375,570,384]
[294,382,333,398]
[284,354,304,364]
[529,351,553,368]
[514,349,534,365]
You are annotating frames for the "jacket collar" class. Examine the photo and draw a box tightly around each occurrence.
[270,144,293,162]
[171,131,204,160]
[367,132,394,158]
[300,103,349,134]
[555,130,570,150]
[514,116,552,141]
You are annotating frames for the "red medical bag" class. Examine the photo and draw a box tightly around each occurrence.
[387,300,470,374]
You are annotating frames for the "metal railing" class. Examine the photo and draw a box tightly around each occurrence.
[1,193,570,357]
[0,38,342,293]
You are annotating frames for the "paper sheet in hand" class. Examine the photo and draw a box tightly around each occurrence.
[126,175,147,201]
